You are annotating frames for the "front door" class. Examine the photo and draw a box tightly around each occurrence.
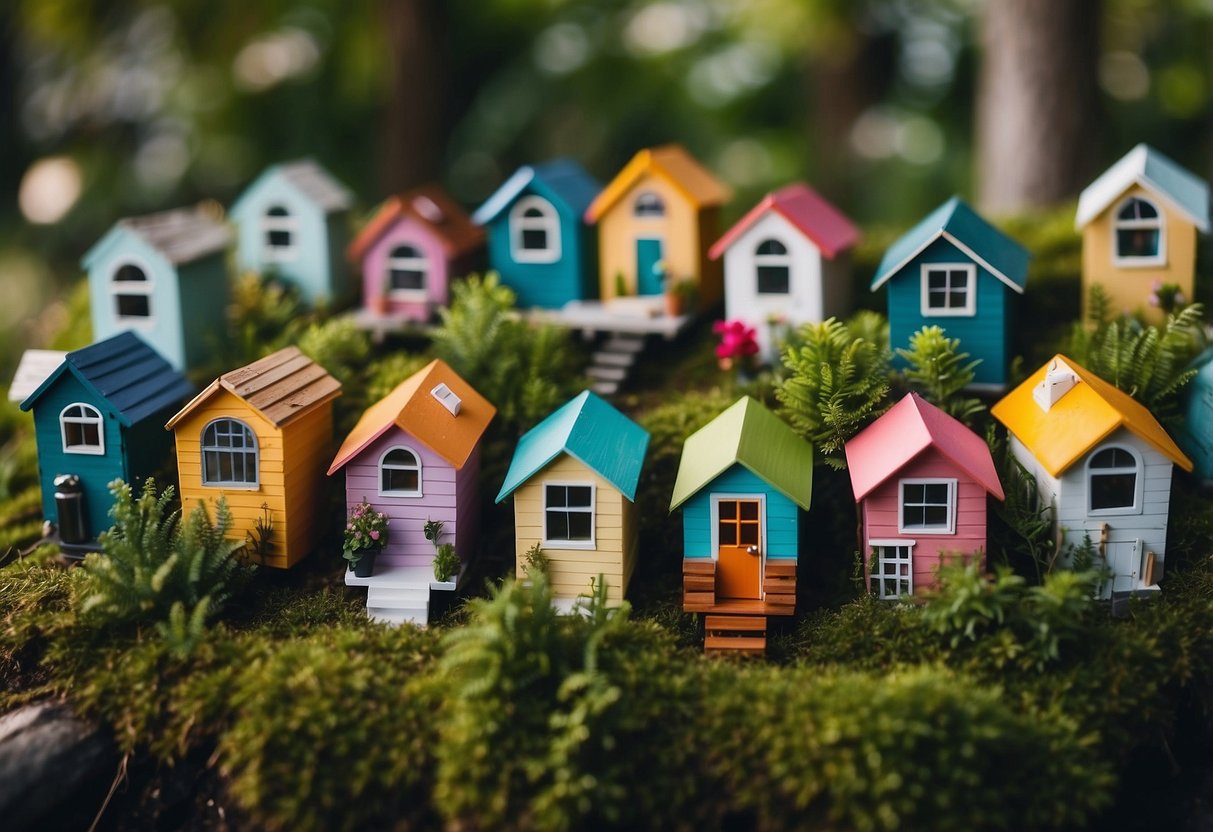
[716,498,762,599]
[1103,537,1142,597]
[636,238,664,296]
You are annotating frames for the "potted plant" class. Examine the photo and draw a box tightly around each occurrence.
[343,499,389,577]
[433,543,459,585]
[665,275,697,317]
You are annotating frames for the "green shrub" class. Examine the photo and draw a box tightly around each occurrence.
[896,325,984,423]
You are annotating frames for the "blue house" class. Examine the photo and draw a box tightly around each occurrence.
[1179,347,1213,485]
[472,159,601,309]
[872,197,1031,389]
[229,159,354,306]
[83,208,231,372]
[20,332,193,554]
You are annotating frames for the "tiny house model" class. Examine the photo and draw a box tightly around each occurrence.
[584,144,731,310]
[1179,347,1213,485]
[20,332,192,555]
[669,397,812,655]
[1076,143,1210,324]
[82,208,231,372]
[845,393,1004,599]
[496,390,650,611]
[229,159,355,306]
[992,355,1193,598]
[328,359,496,625]
[710,183,860,360]
[348,185,483,323]
[166,347,341,569]
[872,196,1030,390]
[8,350,67,403]
[472,159,601,309]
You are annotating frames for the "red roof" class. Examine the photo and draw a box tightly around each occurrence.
[347,184,483,263]
[708,182,859,261]
[845,393,1004,502]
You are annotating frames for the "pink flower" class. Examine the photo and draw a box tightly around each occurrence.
[1148,293,1160,307]
[370,530,380,541]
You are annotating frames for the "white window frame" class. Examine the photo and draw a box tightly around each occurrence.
[60,403,105,456]
[385,243,429,301]
[1086,444,1144,517]
[1111,196,1166,268]
[510,196,561,264]
[108,258,154,326]
[379,446,423,498]
[870,539,915,599]
[920,263,976,317]
[897,478,957,535]
[754,238,791,296]
[633,191,666,218]
[262,204,298,263]
[541,481,596,550]
[200,418,260,489]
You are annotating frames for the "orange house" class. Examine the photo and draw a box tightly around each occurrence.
[584,144,731,309]
[166,347,341,569]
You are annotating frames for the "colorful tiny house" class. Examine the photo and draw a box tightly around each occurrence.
[20,333,192,555]
[585,144,731,309]
[82,208,231,372]
[710,183,860,360]
[472,159,601,309]
[166,347,341,569]
[229,159,355,306]
[1076,144,1210,324]
[845,393,1004,600]
[669,397,812,655]
[348,185,483,323]
[1179,347,1213,485]
[496,391,650,611]
[992,355,1192,598]
[872,197,1030,390]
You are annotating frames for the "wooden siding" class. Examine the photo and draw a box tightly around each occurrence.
[279,403,333,567]
[681,464,800,560]
[596,175,700,302]
[454,443,482,561]
[177,254,231,370]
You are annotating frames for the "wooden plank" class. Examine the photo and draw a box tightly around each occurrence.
[682,559,716,575]
[705,615,766,632]
[683,591,715,610]
[764,562,796,577]
[683,575,715,592]
[704,635,766,653]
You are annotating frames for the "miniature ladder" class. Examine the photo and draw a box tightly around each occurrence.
[703,614,767,656]
[587,333,647,396]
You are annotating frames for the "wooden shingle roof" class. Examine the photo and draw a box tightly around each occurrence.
[82,208,231,268]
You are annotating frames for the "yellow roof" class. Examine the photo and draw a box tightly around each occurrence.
[991,354,1192,476]
[584,144,731,222]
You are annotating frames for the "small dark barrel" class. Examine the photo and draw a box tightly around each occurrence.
[53,474,87,544]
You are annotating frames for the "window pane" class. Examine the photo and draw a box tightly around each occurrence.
[1091,448,1134,468]
[948,288,967,308]
[718,501,736,520]
[268,229,292,247]
[903,506,925,527]
[546,510,569,540]
[65,422,83,446]
[1091,473,1136,510]
[740,502,758,520]
[116,294,150,318]
[114,265,146,282]
[928,270,948,290]
[902,483,924,504]
[923,505,949,526]
[567,486,592,507]
[757,265,790,294]
[390,269,425,291]
[756,239,787,256]
[719,522,737,545]
[739,523,759,545]
[1116,228,1159,258]
[522,228,548,250]
[923,483,950,504]
[567,512,593,540]
[546,485,566,508]
[81,423,100,446]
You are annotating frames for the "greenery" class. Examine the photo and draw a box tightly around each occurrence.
[340,499,389,567]
[433,544,459,583]
[896,325,984,424]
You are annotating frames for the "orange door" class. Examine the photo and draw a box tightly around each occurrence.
[716,499,762,599]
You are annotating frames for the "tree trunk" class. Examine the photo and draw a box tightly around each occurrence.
[976,0,1102,213]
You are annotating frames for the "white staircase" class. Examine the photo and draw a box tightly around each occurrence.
[587,333,647,396]
[345,564,455,626]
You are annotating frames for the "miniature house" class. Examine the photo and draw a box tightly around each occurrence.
[473,159,601,309]
[229,159,354,306]
[585,144,731,310]
[845,393,1004,599]
[710,183,860,360]
[166,347,341,569]
[992,355,1192,598]
[19,333,193,555]
[872,196,1030,389]
[328,359,496,624]
[1076,144,1210,324]
[348,185,484,323]
[669,397,812,655]
[1179,347,1213,485]
[82,208,231,372]
[8,350,67,403]
[496,390,650,611]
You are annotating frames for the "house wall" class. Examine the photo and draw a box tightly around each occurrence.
[486,185,592,309]
[279,402,334,568]
[1180,364,1213,483]
[360,215,452,322]
[177,253,232,371]
[454,443,482,563]
[596,174,701,302]
[681,464,799,561]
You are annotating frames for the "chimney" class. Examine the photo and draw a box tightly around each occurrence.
[1033,358,1078,411]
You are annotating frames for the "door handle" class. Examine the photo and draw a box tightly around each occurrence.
[746,545,760,556]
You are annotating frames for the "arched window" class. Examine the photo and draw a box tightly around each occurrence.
[510,196,560,263]
[201,419,259,487]
[386,244,428,296]
[634,192,665,217]
[111,262,152,321]
[1114,197,1164,263]
[754,238,790,295]
[1088,446,1140,513]
[380,447,422,496]
[60,403,104,455]
[263,205,297,261]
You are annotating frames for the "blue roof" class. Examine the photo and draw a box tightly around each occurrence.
[473,159,601,225]
[20,332,193,427]
[495,390,650,502]
[872,196,1031,292]
[1077,144,1211,232]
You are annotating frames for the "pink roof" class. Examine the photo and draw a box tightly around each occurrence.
[845,393,1004,502]
[708,182,860,261]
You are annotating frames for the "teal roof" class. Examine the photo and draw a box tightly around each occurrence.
[472,159,601,225]
[668,397,813,511]
[1076,143,1210,232]
[495,390,650,502]
[872,196,1031,293]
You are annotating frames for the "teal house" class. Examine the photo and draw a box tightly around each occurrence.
[83,208,231,372]
[872,197,1031,389]
[20,332,193,554]
[472,159,601,309]
[1180,347,1213,485]
[229,159,354,306]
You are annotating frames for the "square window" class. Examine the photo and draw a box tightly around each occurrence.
[544,484,594,546]
[900,480,955,533]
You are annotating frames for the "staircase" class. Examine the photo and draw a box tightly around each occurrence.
[587,333,646,396]
[346,564,453,626]
[703,614,767,656]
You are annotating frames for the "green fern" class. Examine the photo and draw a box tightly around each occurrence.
[897,326,984,424]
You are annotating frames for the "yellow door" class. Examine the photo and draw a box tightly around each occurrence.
[717,499,762,599]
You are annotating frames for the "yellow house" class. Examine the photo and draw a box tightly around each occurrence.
[584,144,731,309]
[1076,144,1209,324]
[165,347,341,569]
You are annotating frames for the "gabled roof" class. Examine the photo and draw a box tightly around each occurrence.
[1076,144,1210,232]
[8,350,66,403]
[166,347,341,430]
[495,390,649,503]
[472,159,601,225]
[230,159,353,217]
[708,182,860,261]
[991,355,1192,476]
[20,332,192,427]
[668,397,813,511]
[328,359,495,474]
[871,196,1030,294]
[584,144,731,222]
[846,393,1004,502]
[347,185,483,263]
[81,208,231,268]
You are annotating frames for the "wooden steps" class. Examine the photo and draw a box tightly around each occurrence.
[586,333,647,396]
[704,614,767,656]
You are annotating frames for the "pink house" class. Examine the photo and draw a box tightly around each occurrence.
[845,393,1004,599]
